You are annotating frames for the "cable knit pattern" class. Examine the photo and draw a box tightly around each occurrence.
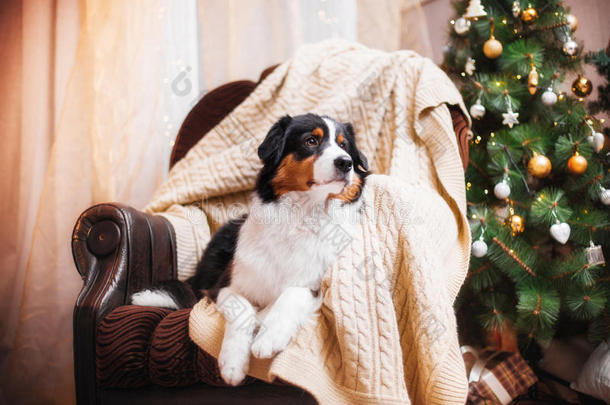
[144,40,471,404]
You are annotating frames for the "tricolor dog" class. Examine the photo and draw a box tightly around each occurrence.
[132,113,369,385]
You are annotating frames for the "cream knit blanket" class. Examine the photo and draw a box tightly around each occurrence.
[145,40,471,405]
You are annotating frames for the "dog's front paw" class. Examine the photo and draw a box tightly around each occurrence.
[218,344,249,386]
[251,323,293,359]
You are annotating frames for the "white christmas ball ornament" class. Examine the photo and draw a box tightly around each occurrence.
[563,39,578,56]
[541,88,558,106]
[454,17,471,36]
[601,187,610,206]
[471,239,488,258]
[587,132,605,153]
[470,102,486,119]
[494,181,511,199]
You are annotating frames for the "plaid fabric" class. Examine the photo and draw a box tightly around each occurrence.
[467,351,538,405]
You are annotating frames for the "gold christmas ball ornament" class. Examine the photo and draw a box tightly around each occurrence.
[566,14,578,32]
[521,7,538,23]
[571,74,593,97]
[506,214,525,235]
[528,65,539,95]
[567,152,588,174]
[484,36,503,59]
[527,153,552,178]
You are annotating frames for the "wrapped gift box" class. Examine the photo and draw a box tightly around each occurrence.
[462,346,538,405]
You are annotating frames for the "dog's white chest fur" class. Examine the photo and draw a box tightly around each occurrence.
[230,193,360,308]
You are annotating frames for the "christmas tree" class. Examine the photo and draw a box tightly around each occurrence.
[443,0,610,356]
[586,39,610,121]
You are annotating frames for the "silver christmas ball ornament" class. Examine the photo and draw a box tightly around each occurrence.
[494,181,511,199]
[541,87,558,106]
[470,101,486,120]
[471,239,488,258]
[563,39,578,56]
[454,17,471,36]
[600,187,610,206]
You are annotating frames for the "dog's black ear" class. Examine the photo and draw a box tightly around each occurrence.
[344,123,369,175]
[258,115,292,166]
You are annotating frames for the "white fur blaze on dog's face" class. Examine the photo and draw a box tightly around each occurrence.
[311,118,354,196]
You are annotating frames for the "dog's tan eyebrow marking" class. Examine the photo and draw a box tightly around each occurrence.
[337,133,345,144]
[312,127,323,139]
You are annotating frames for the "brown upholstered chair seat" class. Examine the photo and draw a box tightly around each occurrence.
[96,305,251,389]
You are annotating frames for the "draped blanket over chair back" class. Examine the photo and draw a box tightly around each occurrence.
[145,40,472,405]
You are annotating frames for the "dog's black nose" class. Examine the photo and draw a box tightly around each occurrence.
[334,156,353,173]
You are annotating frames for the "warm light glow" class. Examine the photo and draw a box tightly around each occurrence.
[484,189,489,194]
[516,75,522,79]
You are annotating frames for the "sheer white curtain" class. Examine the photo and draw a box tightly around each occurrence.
[0,1,432,403]
[0,1,202,403]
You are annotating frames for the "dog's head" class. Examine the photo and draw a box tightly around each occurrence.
[255,113,369,203]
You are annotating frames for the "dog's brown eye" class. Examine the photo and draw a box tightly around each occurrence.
[305,136,319,147]
[338,141,347,150]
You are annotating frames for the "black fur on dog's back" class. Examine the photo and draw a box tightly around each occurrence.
[186,215,247,301]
